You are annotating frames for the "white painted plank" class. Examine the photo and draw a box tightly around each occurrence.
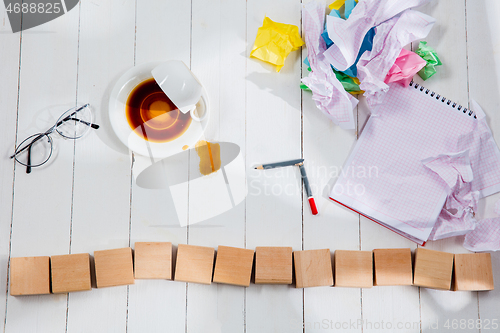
[127,0,192,332]
[128,186,187,333]
[410,1,469,100]
[4,8,80,333]
[358,39,418,331]
[66,0,135,332]
[299,0,364,329]
[410,2,479,332]
[360,217,420,333]
[186,0,247,331]
[465,0,500,326]
[245,0,303,332]
[0,5,21,331]
[301,27,363,333]
[465,1,500,218]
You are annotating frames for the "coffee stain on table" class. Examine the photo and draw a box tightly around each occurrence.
[195,140,221,175]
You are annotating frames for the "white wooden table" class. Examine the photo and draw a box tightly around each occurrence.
[1,0,499,332]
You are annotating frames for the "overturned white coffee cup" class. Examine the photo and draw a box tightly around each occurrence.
[152,60,208,122]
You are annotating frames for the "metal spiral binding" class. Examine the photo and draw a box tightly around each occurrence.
[409,81,476,118]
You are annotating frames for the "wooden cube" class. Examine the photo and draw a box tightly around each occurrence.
[413,248,453,290]
[255,247,292,284]
[453,253,494,291]
[94,248,134,288]
[134,242,172,279]
[10,256,50,296]
[373,248,413,286]
[51,253,91,293]
[213,245,254,287]
[174,244,215,285]
[293,249,333,288]
[335,250,373,288]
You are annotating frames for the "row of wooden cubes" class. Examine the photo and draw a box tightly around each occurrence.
[9,245,494,295]
[297,248,494,291]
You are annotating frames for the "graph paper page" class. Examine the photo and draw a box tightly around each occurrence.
[330,83,500,243]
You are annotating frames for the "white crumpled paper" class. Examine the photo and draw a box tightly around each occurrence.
[302,0,358,129]
[425,101,500,250]
[423,150,479,240]
[324,0,431,71]
[464,217,500,252]
[302,0,436,128]
[357,10,435,107]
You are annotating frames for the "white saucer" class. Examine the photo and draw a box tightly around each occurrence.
[108,62,209,159]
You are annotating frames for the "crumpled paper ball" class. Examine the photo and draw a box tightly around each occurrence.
[250,17,304,72]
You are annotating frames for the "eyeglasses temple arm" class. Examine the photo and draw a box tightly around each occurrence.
[26,144,32,174]
[67,118,99,129]
[9,133,46,159]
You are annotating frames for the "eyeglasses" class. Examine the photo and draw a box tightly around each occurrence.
[10,104,99,173]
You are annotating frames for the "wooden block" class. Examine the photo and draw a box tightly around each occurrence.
[174,244,215,285]
[453,253,494,291]
[255,247,292,284]
[51,253,91,293]
[293,249,333,288]
[10,256,51,296]
[373,248,413,286]
[413,248,454,290]
[335,250,373,288]
[213,245,254,287]
[94,248,134,288]
[134,242,172,279]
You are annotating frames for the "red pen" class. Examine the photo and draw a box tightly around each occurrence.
[298,163,318,215]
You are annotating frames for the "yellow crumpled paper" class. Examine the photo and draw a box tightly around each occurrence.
[250,17,304,72]
[329,0,358,10]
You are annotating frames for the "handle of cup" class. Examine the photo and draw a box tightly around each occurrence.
[190,95,208,122]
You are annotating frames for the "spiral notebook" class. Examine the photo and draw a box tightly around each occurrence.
[330,82,500,245]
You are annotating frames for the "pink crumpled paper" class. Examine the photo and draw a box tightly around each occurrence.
[384,49,427,86]
[301,0,358,129]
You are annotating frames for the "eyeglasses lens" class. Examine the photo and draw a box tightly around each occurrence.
[56,105,93,139]
[14,133,52,167]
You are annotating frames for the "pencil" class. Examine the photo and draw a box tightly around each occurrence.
[254,159,304,170]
